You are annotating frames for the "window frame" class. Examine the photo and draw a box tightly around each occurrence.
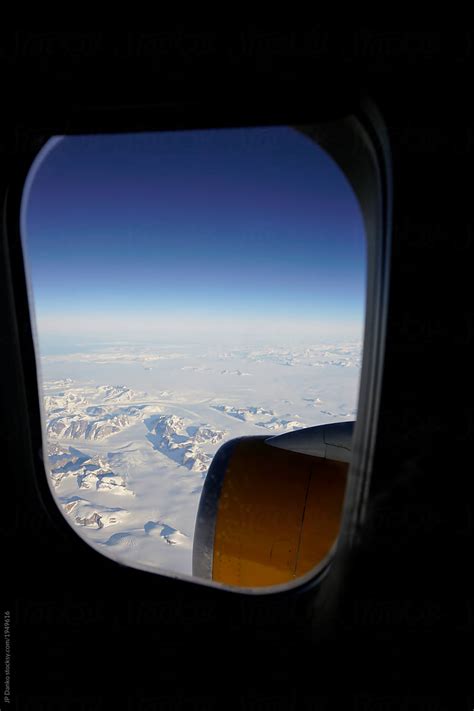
[2,98,391,596]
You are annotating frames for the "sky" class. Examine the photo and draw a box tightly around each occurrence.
[21,126,366,352]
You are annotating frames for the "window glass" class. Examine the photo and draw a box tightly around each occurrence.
[21,127,366,587]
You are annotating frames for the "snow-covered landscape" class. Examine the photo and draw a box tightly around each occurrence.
[40,341,362,578]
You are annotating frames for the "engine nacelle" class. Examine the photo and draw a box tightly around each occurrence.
[193,422,353,588]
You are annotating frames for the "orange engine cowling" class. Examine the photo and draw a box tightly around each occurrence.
[193,422,353,588]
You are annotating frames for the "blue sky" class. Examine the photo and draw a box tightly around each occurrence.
[21,126,366,350]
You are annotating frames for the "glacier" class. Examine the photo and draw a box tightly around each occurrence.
[40,341,362,579]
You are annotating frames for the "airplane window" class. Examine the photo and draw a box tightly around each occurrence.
[20,126,366,591]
